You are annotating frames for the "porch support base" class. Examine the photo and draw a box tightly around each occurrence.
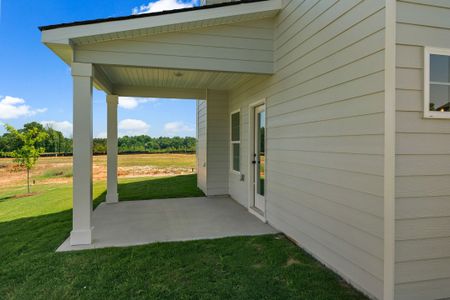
[106,192,119,204]
[70,227,93,245]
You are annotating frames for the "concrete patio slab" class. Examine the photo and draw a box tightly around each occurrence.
[57,196,277,252]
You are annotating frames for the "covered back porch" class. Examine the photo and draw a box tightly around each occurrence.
[40,0,279,246]
[66,64,269,246]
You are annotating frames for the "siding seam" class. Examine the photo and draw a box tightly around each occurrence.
[384,0,396,299]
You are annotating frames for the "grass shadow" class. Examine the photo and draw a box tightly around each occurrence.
[0,193,39,202]
[0,195,15,202]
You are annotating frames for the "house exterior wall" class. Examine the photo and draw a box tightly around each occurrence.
[394,1,450,299]
[196,91,228,196]
[196,100,207,194]
[205,90,229,195]
[226,1,387,298]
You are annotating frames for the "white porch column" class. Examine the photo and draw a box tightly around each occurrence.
[70,63,94,245]
[106,95,119,204]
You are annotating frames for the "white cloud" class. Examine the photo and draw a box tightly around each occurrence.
[118,97,139,109]
[40,120,73,137]
[132,0,195,14]
[0,96,47,120]
[119,119,150,136]
[164,121,194,137]
[118,97,159,110]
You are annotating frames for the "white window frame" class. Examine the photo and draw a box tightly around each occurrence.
[230,109,241,174]
[424,47,450,119]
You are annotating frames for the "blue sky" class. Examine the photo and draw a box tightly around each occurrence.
[0,0,200,138]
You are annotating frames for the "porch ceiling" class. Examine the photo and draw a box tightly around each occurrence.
[97,64,268,98]
[100,64,259,90]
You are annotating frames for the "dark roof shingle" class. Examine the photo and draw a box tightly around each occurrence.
[39,0,269,31]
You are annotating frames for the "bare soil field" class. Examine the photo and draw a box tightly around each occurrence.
[0,153,196,188]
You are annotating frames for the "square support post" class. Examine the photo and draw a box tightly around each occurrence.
[106,95,119,203]
[70,63,94,245]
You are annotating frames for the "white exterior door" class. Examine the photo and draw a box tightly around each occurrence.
[253,104,266,212]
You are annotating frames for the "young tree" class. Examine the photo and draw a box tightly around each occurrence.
[4,124,48,194]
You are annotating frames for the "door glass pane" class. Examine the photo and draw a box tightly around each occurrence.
[231,112,240,142]
[256,110,265,196]
[233,143,240,172]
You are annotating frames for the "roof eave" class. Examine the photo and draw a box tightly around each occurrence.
[39,0,270,31]
[41,0,281,45]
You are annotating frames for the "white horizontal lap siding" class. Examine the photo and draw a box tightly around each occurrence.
[228,1,386,299]
[74,19,274,74]
[206,90,229,196]
[196,100,207,194]
[394,1,450,300]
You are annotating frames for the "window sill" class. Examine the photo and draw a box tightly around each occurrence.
[424,111,450,119]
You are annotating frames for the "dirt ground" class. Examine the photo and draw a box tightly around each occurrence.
[0,153,196,188]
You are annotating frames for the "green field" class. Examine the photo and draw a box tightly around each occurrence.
[0,155,367,299]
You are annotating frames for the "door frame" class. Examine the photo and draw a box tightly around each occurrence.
[247,98,267,222]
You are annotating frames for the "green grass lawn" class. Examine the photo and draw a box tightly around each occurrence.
[0,174,367,299]
[118,175,204,201]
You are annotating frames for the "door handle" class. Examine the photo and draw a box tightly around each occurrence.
[252,160,256,164]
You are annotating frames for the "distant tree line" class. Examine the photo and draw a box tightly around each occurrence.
[0,122,196,157]
[94,135,196,154]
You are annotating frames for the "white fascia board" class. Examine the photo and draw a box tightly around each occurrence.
[41,0,281,45]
